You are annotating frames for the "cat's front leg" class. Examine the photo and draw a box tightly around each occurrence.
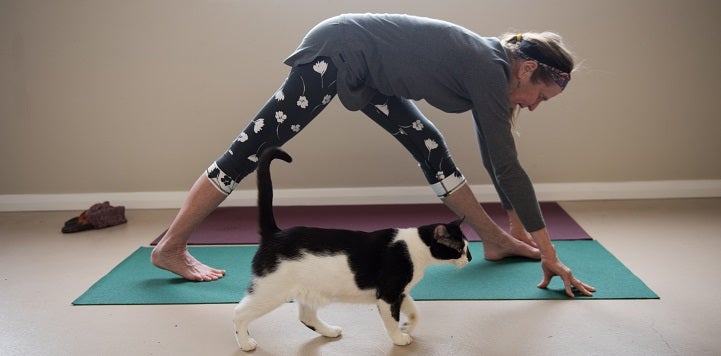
[400,295,418,334]
[376,299,412,346]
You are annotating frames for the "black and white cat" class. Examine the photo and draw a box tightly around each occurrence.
[234,147,472,351]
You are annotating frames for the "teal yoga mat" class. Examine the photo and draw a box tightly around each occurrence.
[73,241,657,305]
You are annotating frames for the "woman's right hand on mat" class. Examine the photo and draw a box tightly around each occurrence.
[538,257,596,298]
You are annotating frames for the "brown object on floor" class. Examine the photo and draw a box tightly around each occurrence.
[62,201,127,233]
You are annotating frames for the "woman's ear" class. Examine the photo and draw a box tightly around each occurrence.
[520,60,538,79]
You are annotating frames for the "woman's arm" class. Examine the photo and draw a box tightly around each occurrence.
[466,68,594,297]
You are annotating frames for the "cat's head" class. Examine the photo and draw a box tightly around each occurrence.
[421,218,472,268]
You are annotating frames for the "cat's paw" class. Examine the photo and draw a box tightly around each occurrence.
[320,325,342,338]
[401,320,417,334]
[392,332,413,346]
[238,337,258,352]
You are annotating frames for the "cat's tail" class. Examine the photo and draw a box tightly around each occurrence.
[257,146,292,235]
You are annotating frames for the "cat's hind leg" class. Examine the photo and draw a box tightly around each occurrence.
[400,295,419,334]
[298,303,342,338]
[234,292,287,351]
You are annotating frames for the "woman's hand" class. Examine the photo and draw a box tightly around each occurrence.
[528,226,596,298]
[538,256,596,297]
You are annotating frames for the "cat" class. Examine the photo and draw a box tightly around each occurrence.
[233,146,472,351]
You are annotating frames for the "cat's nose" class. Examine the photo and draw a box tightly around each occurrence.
[466,249,472,262]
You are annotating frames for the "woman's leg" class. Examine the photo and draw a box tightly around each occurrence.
[151,176,228,281]
[152,58,338,280]
[360,96,540,260]
[360,96,465,197]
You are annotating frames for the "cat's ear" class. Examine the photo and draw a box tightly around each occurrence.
[434,224,465,253]
[451,216,466,226]
[433,225,457,249]
[433,224,450,240]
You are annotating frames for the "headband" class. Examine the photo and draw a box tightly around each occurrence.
[515,35,571,90]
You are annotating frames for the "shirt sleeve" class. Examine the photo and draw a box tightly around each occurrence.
[466,69,546,232]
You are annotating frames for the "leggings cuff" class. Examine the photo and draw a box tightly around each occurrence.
[431,173,466,198]
[206,162,236,196]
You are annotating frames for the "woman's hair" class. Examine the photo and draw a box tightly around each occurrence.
[500,32,575,87]
[500,32,575,131]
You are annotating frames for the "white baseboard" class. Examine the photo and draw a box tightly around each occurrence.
[1,180,720,212]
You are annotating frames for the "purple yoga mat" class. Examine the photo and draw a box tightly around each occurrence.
[151,202,590,245]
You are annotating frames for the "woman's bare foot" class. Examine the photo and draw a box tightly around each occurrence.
[440,184,542,261]
[507,209,538,248]
[483,229,541,261]
[510,226,537,248]
[151,245,226,281]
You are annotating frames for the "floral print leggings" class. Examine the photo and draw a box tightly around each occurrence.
[207,57,465,197]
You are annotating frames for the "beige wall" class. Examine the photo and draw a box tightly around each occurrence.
[1,0,720,195]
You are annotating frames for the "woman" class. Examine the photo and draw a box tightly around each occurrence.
[152,13,594,297]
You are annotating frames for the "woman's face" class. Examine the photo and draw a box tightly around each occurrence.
[509,61,563,111]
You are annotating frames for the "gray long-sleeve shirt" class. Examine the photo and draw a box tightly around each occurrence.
[285,13,545,232]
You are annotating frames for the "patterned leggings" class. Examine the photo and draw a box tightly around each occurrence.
[207,57,465,197]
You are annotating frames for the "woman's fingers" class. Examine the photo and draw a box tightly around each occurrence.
[538,263,596,297]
